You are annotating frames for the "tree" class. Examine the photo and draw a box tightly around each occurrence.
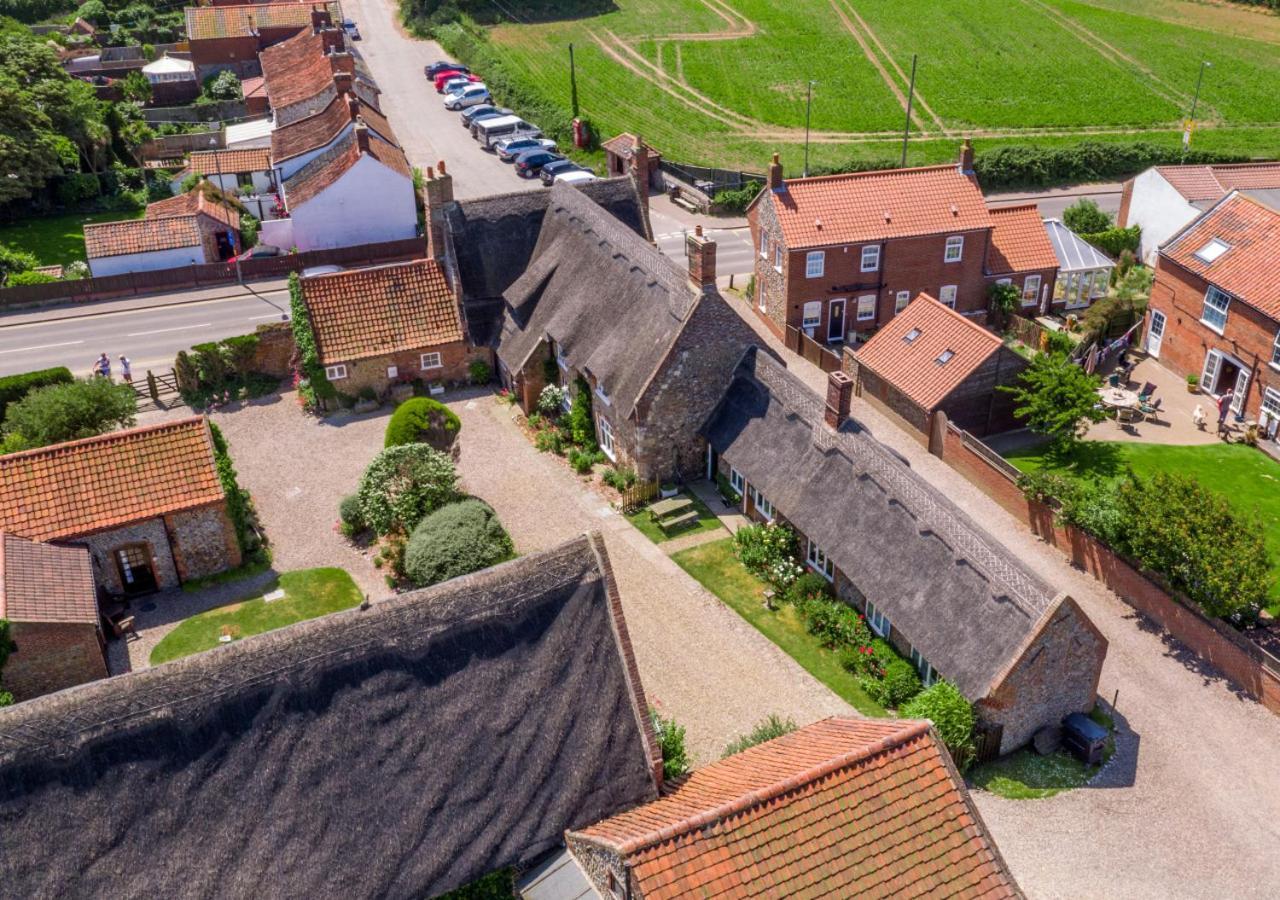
[1,377,136,449]
[202,70,242,101]
[384,397,461,450]
[0,242,38,284]
[1063,198,1113,234]
[987,281,1020,331]
[900,681,976,769]
[403,499,513,587]
[74,0,108,26]
[120,70,151,104]
[1000,351,1105,451]
[355,443,459,535]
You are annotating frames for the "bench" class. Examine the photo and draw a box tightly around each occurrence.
[659,510,700,534]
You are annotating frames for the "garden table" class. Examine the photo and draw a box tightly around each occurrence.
[649,496,693,519]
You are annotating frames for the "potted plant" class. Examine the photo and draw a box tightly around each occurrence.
[1186,373,1199,393]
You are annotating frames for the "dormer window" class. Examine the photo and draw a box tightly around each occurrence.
[595,381,611,405]
[936,349,955,365]
[1194,238,1230,264]
[903,328,922,344]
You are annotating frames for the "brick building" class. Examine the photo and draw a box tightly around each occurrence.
[85,189,240,276]
[703,348,1108,753]
[747,141,1057,345]
[301,259,486,397]
[0,418,242,597]
[847,293,1028,438]
[497,182,760,481]
[0,533,107,702]
[258,22,380,128]
[601,133,661,192]
[1146,190,1280,438]
[184,2,343,78]
[986,203,1060,315]
[567,718,1022,898]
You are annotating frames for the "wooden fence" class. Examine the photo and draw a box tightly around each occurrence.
[620,479,661,514]
[0,238,427,310]
[785,326,842,372]
[131,369,180,404]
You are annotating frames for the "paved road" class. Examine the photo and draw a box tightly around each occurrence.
[986,183,1123,219]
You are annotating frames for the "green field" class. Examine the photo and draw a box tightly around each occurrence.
[0,209,144,267]
[477,0,1280,171]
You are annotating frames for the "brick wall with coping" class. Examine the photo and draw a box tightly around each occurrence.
[3,622,108,702]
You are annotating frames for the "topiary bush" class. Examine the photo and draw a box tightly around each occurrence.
[403,498,514,587]
[339,493,364,534]
[356,443,459,536]
[384,397,461,450]
[900,681,976,769]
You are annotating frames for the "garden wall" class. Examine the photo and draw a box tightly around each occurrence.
[936,419,1280,715]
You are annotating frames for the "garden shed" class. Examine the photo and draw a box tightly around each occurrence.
[1045,219,1114,312]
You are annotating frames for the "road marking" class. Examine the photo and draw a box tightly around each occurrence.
[0,339,85,355]
[126,323,212,337]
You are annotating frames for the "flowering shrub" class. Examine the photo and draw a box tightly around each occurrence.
[537,384,566,417]
[733,522,800,587]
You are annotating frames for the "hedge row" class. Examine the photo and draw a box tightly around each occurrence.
[1078,225,1141,258]
[0,366,73,424]
[971,142,1250,190]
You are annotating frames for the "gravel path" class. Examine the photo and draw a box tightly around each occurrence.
[725,300,1280,899]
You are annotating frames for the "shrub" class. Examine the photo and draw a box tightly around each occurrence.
[799,596,866,649]
[339,493,364,532]
[568,375,596,450]
[2,377,136,448]
[288,273,335,410]
[567,446,602,474]
[859,655,923,708]
[0,366,73,423]
[208,422,259,558]
[785,571,831,605]
[712,184,759,214]
[403,499,514,587]
[900,681,976,769]
[356,443,459,536]
[239,211,259,247]
[384,397,461,450]
[534,426,565,454]
[722,714,797,757]
[536,384,566,417]
[1078,225,1141,259]
[0,242,38,285]
[601,465,637,490]
[202,70,242,101]
[468,358,491,384]
[716,471,742,505]
[1062,198,1113,234]
[650,709,690,780]
[733,522,801,587]
[6,270,56,285]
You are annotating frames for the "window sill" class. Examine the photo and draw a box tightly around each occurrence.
[805,273,824,279]
[1199,319,1227,336]
[806,563,834,582]
[600,444,617,463]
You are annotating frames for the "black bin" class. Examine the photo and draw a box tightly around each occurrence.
[1061,712,1108,766]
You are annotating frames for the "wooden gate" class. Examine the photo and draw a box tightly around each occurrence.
[972,720,1004,765]
[132,368,179,403]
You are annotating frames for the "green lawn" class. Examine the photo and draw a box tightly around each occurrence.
[1006,441,1280,611]
[969,709,1115,799]
[671,538,886,716]
[0,209,145,267]
[625,491,724,544]
[150,568,363,665]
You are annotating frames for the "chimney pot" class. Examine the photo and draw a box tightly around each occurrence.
[695,224,702,237]
[824,370,853,430]
[958,138,975,175]
[438,160,446,176]
[354,121,369,154]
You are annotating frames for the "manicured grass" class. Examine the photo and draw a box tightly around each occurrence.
[625,491,724,544]
[1005,440,1280,611]
[150,568,363,665]
[0,209,145,267]
[179,556,271,593]
[671,538,886,716]
[969,708,1115,799]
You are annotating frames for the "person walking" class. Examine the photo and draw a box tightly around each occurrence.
[93,353,111,378]
[1217,390,1233,439]
[119,355,132,384]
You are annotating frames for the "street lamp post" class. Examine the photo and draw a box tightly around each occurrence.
[1182,60,1211,163]
[803,80,816,178]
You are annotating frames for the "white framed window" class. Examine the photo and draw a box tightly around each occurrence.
[1089,269,1109,299]
[856,295,876,321]
[749,486,774,521]
[420,352,442,369]
[774,245,783,272]
[324,364,348,380]
[1271,330,1280,370]
[729,467,745,494]
[806,539,834,581]
[995,277,1011,286]
[595,381,611,405]
[866,599,890,636]
[860,245,880,272]
[944,235,964,262]
[911,648,938,686]
[597,415,616,461]
[1022,274,1041,306]
[758,277,766,311]
[1262,386,1280,437]
[386,365,398,379]
[759,230,768,258]
[805,250,825,278]
[939,285,957,308]
[895,291,911,314]
[1201,285,1230,333]
[802,301,821,329]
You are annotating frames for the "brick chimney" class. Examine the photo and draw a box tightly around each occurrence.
[332,71,353,95]
[345,94,359,121]
[958,138,975,175]
[424,161,455,259]
[353,119,369,154]
[329,49,355,75]
[319,25,344,53]
[686,224,717,292]
[824,370,853,430]
[767,152,784,191]
[310,7,331,30]
[628,134,650,216]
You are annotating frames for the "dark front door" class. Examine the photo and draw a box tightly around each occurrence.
[116,544,158,595]
[828,298,846,343]
[214,230,236,261]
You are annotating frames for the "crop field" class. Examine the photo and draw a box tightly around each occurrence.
[484,0,1280,171]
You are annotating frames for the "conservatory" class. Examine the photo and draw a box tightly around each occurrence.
[1045,218,1115,310]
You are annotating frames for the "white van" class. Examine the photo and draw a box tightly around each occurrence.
[554,170,598,186]
[473,114,529,145]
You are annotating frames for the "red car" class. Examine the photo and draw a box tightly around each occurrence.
[434,70,480,92]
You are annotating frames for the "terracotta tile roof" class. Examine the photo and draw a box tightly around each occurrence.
[84,216,202,259]
[571,717,1020,899]
[188,148,271,176]
[986,204,1058,275]
[0,418,226,542]
[854,293,1003,410]
[271,94,397,163]
[184,2,340,41]
[0,533,97,625]
[260,28,339,110]
[282,128,411,209]
[1156,162,1280,203]
[144,189,240,231]
[767,164,992,250]
[301,260,461,364]
[602,132,646,159]
[1162,191,1280,320]
[241,75,266,99]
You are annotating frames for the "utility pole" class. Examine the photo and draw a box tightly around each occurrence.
[569,43,579,119]
[803,80,816,177]
[1182,60,1211,163]
[901,54,918,168]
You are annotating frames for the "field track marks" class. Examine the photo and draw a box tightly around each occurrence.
[1020,0,1223,122]
[828,0,948,137]
[664,0,757,41]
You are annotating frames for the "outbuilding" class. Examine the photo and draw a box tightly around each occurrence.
[1044,218,1114,313]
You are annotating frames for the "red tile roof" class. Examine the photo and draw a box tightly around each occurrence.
[766,164,991,250]
[84,216,202,259]
[301,260,461,364]
[1162,191,1280,320]
[282,128,411,209]
[184,2,340,41]
[854,293,1003,410]
[187,148,271,176]
[0,533,97,625]
[260,28,339,110]
[571,718,1020,899]
[0,418,226,542]
[986,204,1058,275]
[271,93,397,163]
[1156,162,1280,203]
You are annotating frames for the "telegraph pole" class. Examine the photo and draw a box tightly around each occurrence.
[901,54,917,168]
[1181,60,1211,163]
[803,80,816,177]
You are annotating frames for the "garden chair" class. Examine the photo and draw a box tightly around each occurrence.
[1138,382,1157,402]
[1138,397,1161,422]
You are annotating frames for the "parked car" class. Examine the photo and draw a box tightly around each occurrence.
[442,74,482,94]
[460,105,510,127]
[496,136,556,160]
[425,61,467,79]
[433,69,469,92]
[444,86,491,110]
[539,159,585,186]
[342,18,360,40]
[554,169,598,186]
[232,244,282,263]
[302,265,344,278]
[514,150,564,178]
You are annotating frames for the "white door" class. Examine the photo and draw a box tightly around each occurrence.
[1147,309,1166,358]
[1200,349,1221,393]
[1230,368,1250,417]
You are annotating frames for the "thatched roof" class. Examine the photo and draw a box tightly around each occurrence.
[702,349,1057,700]
[0,534,661,899]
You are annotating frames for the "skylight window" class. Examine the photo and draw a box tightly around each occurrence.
[936,349,955,365]
[1194,238,1231,264]
[903,328,922,344]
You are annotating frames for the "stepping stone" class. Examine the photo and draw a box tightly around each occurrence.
[264,589,286,602]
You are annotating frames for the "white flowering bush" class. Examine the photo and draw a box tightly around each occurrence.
[537,384,566,417]
[733,522,801,588]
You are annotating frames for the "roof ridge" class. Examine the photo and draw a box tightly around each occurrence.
[784,163,958,186]
[989,203,1039,215]
[611,719,934,856]
[916,292,1004,345]
[0,415,208,465]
